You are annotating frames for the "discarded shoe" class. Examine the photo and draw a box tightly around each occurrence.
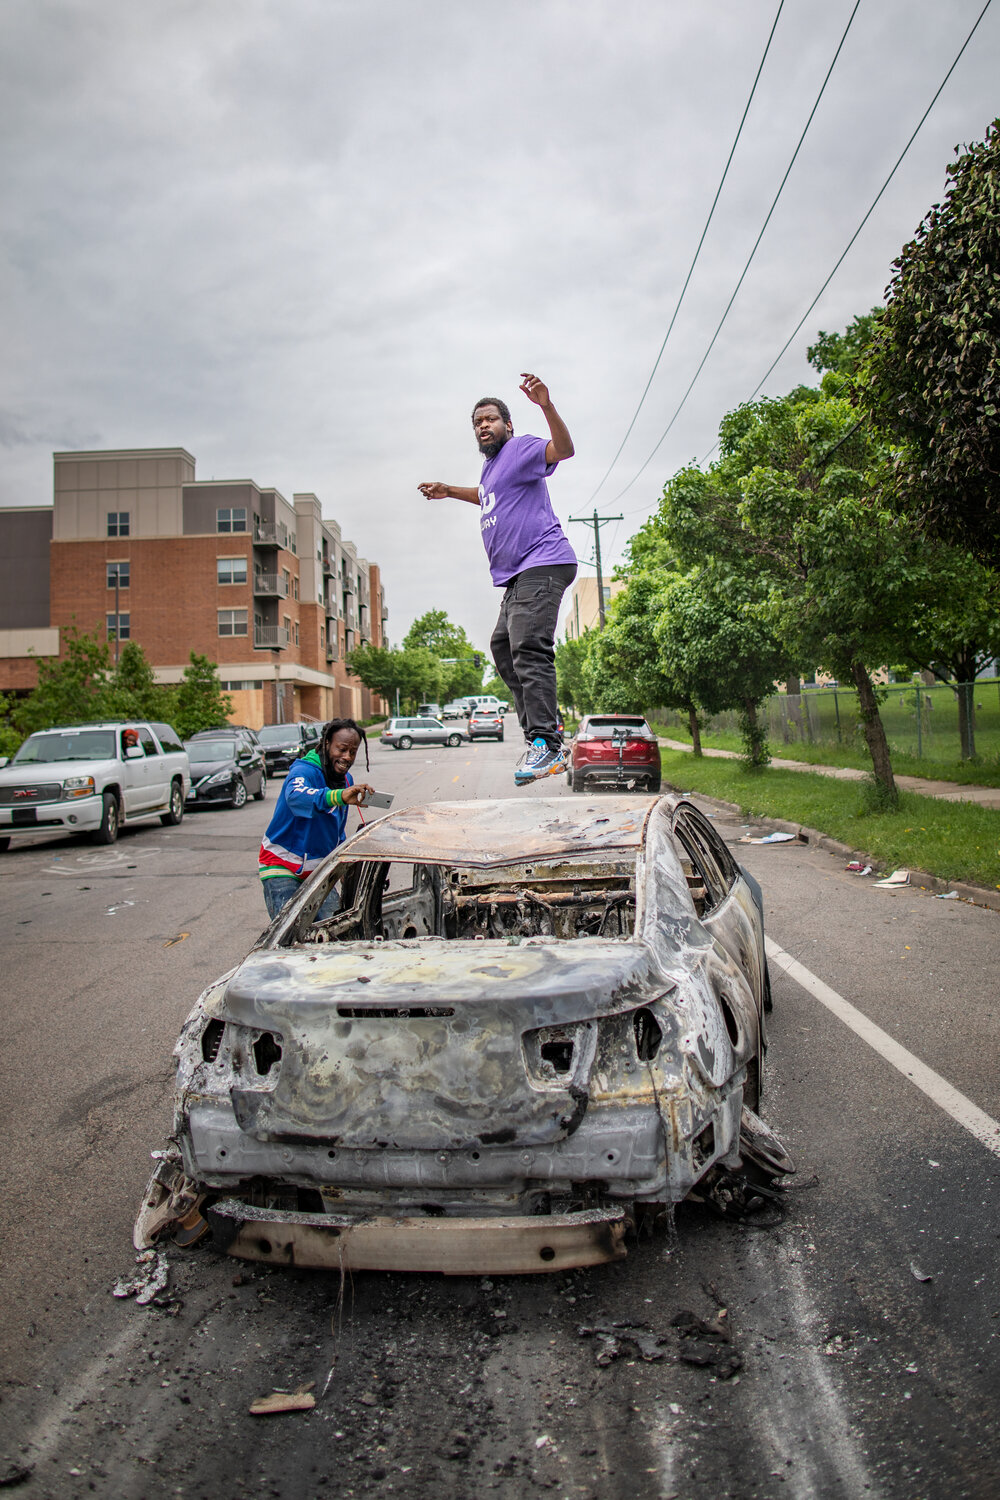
[514,738,567,785]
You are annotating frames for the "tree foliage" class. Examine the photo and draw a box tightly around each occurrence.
[172,653,233,739]
[346,643,443,713]
[807,308,882,377]
[400,610,485,700]
[16,627,117,736]
[860,120,1000,561]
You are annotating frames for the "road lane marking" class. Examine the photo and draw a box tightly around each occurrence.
[766,937,1000,1159]
[452,775,460,783]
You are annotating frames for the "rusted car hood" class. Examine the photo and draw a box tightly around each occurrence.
[221,938,676,1151]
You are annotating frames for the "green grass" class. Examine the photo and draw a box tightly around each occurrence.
[659,750,1000,891]
[651,720,1000,789]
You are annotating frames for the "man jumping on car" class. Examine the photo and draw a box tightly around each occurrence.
[418,373,577,785]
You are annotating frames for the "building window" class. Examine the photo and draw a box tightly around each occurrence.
[217,557,248,585]
[220,679,263,690]
[292,577,299,600]
[294,621,300,645]
[218,608,248,636]
[107,512,130,537]
[106,613,130,640]
[107,562,130,589]
[217,507,247,534]
[320,625,325,647]
[281,568,291,595]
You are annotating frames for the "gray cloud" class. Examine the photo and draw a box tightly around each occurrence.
[2,0,998,644]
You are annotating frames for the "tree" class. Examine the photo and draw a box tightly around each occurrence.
[906,550,1000,759]
[401,610,485,700]
[807,308,883,377]
[16,626,115,735]
[554,634,591,715]
[0,692,22,760]
[660,382,954,803]
[346,644,442,713]
[108,641,166,722]
[172,653,233,738]
[860,121,1000,563]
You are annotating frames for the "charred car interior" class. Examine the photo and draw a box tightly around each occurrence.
[136,797,791,1275]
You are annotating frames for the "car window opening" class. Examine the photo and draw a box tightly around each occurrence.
[285,856,640,946]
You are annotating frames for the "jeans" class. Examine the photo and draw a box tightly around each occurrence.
[263,876,341,921]
[490,563,576,749]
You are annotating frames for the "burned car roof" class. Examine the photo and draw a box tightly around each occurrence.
[338,794,670,868]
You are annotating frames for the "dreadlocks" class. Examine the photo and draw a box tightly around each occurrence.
[318,717,369,788]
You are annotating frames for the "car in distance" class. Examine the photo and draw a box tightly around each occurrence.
[184,736,266,809]
[0,721,189,849]
[416,703,442,719]
[441,700,468,720]
[255,723,317,776]
[467,707,504,742]
[135,794,787,1275]
[381,717,465,750]
[568,715,661,793]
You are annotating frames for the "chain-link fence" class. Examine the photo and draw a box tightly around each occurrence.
[655,680,1000,764]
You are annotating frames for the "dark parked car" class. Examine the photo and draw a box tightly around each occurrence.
[568,715,661,793]
[184,736,266,809]
[467,708,504,742]
[255,723,318,775]
[135,794,787,1275]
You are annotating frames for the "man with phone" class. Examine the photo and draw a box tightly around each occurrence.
[418,373,576,786]
[258,718,375,920]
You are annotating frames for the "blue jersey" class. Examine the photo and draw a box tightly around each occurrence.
[258,749,352,880]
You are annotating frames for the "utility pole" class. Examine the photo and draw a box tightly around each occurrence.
[569,510,622,628]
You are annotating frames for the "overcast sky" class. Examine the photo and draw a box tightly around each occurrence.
[3,0,998,650]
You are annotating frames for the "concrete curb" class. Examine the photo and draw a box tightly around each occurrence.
[670,786,1000,915]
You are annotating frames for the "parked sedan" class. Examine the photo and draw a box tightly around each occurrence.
[184,737,266,809]
[381,717,465,749]
[255,723,316,775]
[135,794,789,1276]
[569,715,661,793]
[467,708,504,741]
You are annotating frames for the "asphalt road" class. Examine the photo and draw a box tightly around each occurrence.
[2,736,998,1499]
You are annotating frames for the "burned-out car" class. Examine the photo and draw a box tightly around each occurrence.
[136,796,790,1274]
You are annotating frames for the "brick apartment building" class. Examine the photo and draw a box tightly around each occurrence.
[0,447,389,728]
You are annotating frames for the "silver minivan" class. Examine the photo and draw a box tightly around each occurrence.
[381,717,465,750]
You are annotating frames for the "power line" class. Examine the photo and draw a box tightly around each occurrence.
[587,0,786,505]
[569,511,622,627]
[609,0,863,511]
[695,0,995,464]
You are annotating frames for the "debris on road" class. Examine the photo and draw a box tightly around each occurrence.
[111,1249,169,1306]
[741,831,797,845]
[910,1261,933,1283]
[0,1464,34,1489]
[249,1384,316,1416]
[875,869,910,888]
[577,1320,668,1365]
[935,891,960,900]
[846,862,873,876]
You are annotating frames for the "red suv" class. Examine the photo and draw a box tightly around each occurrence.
[568,715,661,793]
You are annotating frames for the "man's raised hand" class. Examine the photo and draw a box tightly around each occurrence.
[418,482,449,499]
[519,373,551,408]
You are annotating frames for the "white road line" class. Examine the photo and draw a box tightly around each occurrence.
[766,937,1000,1159]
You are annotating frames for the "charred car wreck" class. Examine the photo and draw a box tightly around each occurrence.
[136,796,792,1274]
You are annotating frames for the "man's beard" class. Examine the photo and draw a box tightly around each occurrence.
[478,433,508,459]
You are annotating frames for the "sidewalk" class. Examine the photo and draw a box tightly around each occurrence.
[658,738,1000,810]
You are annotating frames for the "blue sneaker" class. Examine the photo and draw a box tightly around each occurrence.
[514,737,567,786]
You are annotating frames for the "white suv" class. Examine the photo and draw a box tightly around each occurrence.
[0,721,191,849]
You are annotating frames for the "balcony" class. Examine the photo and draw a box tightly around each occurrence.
[253,573,290,598]
[253,520,280,547]
[253,624,290,650]
[342,577,355,595]
[326,641,339,663]
[322,553,334,576]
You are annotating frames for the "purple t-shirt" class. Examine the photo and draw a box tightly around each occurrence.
[477,433,577,586]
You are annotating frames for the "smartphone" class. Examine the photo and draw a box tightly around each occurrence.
[362,790,394,809]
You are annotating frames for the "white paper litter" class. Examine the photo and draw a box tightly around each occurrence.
[874,869,909,888]
[742,831,796,845]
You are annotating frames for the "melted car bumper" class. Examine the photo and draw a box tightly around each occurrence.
[205,1198,629,1274]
